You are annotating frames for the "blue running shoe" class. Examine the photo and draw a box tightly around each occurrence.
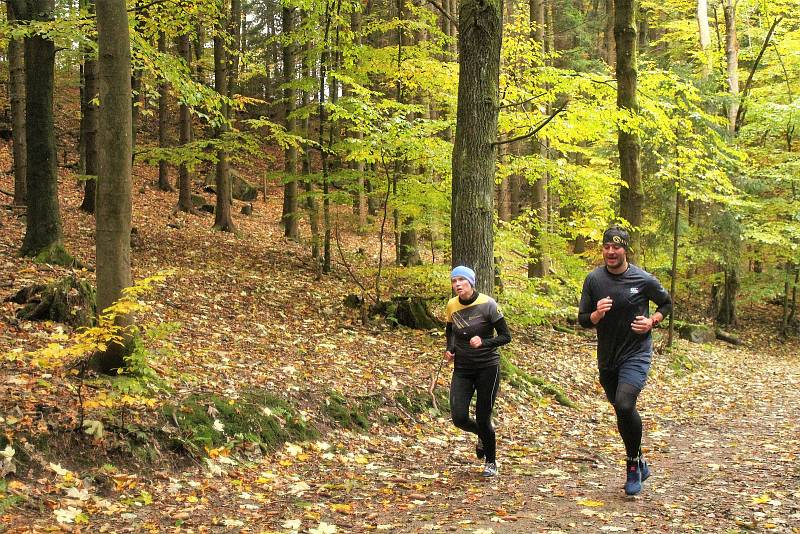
[639,458,650,482]
[624,463,642,495]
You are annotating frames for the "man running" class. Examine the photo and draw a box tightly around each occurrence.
[578,227,672,495]
[445,266,511,477]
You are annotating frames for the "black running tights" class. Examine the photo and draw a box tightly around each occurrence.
[450,365,500,463]
[609,382,642,459]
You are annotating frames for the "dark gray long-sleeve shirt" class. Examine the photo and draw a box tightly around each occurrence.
[578,264,672,370]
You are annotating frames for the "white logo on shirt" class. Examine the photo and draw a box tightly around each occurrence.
[630,287,640,294]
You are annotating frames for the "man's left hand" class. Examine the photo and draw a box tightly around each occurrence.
[469,336,483,348]
[631,315,654,334]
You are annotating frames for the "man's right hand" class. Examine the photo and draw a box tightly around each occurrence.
[593,297,613,323]
[445,351,455,362]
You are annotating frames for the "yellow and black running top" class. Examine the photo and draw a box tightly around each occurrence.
[445,292,511,369]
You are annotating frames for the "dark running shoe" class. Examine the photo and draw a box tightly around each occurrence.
[482,462,498,478]
[476,436,485,460]
[624,463,642,495]
[639,457,651,482]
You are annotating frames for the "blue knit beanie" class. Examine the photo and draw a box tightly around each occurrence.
[450,266,476,287]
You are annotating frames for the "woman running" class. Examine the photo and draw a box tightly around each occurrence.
[445,266,511,477]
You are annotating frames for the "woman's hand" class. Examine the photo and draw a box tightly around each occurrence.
[469,336,483,348]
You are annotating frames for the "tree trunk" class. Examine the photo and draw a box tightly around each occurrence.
[230,0,241,97]
[667,182,680,349]
[697,0,711,78]
[176,33,194,212]
[615,0,643,259]
[281,6,299,239]
[80,0,98,214]
[15,0,67,260]
[395,0,421,267]
[213,28,235,232]
[157,32,173,191]
[604,0,615,67]
[93,0,133,373]
[8,1,26,207]
[301,34,320,270]
[130,0,142,161]
[782,262,792,336]
[451,0,503,296]
[528,0,549,279]
[351,8,367,229]
[723,0,739,135]
[716,267,738,326]
[497,144,511,221]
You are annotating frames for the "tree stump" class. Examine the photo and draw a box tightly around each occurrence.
[9,275,96,327]
[371,297,444,330]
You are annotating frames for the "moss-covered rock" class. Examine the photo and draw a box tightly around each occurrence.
[231,171,258,201]
[163,390,317,455]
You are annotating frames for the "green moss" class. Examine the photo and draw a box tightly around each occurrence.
[667,347,699,377]
[396,387,450,416]
[322,391,374,431]
[163,390,317,456]
[500,355,575,408]
[32,243,76,267]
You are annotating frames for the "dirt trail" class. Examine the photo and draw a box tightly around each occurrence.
[393,346,800,533]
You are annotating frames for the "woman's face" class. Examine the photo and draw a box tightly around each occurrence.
[451,276,474,299]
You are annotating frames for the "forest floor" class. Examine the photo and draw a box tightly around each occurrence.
[0,158,799,533]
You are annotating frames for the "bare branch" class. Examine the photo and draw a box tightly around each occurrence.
[493,103,567,147]
[735,17,783,133]
[425,0,458,31]
[498,92,549,110]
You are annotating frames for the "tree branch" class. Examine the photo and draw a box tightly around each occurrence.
[425,0,458,31]
[498,92,548,110]
[734,16,782,133]
[493,103,567,147]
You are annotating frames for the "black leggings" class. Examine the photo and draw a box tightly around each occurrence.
[603,382,642,460]
[450,365,500,463]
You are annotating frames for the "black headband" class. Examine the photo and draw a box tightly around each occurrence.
[603,227,630,249]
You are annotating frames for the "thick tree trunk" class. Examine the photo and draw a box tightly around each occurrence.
[614,0,643,258]
[157,32,173,191]
[16,0,66,260]
[8,1,26,207]
[213,31,235,232]
[723,0,739,135]
[281,6,299,239]
[93,0,133,373]
[80,0,99,214]
[176,33,194,212]
[451,0,503,296]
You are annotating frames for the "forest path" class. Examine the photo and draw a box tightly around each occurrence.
[390,341,800,533]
